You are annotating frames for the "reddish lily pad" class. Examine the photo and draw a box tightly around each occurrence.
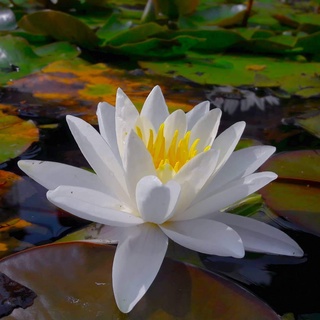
[0,108,39,164]
[0,272,37,317]
[0,242,280,319]
[259,150,320,236]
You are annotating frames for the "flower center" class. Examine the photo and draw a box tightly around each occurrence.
[136,123,210,182]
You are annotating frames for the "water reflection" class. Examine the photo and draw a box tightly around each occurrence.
[205,86,280,115]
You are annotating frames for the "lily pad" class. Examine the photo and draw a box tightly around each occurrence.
[0,242,280,319]
[259,150,320,236]
[0,106,39,164]
[0,35,80,85]
[18,10,99,49]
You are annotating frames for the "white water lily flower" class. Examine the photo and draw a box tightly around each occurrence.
[18,86,303,313]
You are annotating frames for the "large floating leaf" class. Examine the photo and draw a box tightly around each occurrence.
[0,35,79,85]
[0,105,39,164]
[106,35,200,58]
[160,29,245,52]
[99,21,166,46]
[259,150,320,236]
[0,242,280,319]
[18,10,99,49]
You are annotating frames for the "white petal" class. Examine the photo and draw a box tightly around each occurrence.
[123,131,156,200]
[113,224,168,313]
[96,102,121,162]
[211,121,246,171]
[136,176,180,224]
[173,149,219,213]
[140,86,169,130]
[163,109,187,145]
[186,101,210,130]
[160,219,244,258]
[47,186,143,227]
[174,172,277,221]
[18,160,106,192]
[66,115,129,202]
[115,88,139,157]
[189,108,222,150]
[197,146,276,201]
[214,213,304,257]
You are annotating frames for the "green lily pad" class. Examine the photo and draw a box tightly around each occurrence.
[0,35,80,85]
[99,21,166,46]
[0,242,280,319]
[178,4,248,28]
[18,10,99,49]
[106,35,200,58]
[161,28,245,52]
[295,32,320,55]
[0,106,39,164]
[96,14,133,43]
[259,150,320,236]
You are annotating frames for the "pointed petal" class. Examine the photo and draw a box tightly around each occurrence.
[113,224,168,313]
[140,86,169,130]
[173,149,219,212]
[186,101,210,130]
[211,121,246,171]
[197,146,276,201]
[123,131,156,199]
[136,176,180,224]
[190,108,222,150]
[18,160,106,192]
[160,219,244,258]
[214,213,304,257]
[115,88,139,157]
[66,115,129,202]
[47,186,143,227]
[96,102,121,162]
[174,172,277,221]
[163,109,187,144]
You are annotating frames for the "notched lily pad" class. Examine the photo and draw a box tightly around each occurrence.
[0,242,280,319]
[0,272,37,317]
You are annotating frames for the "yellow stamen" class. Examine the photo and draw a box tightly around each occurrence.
[135,122,211,179]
